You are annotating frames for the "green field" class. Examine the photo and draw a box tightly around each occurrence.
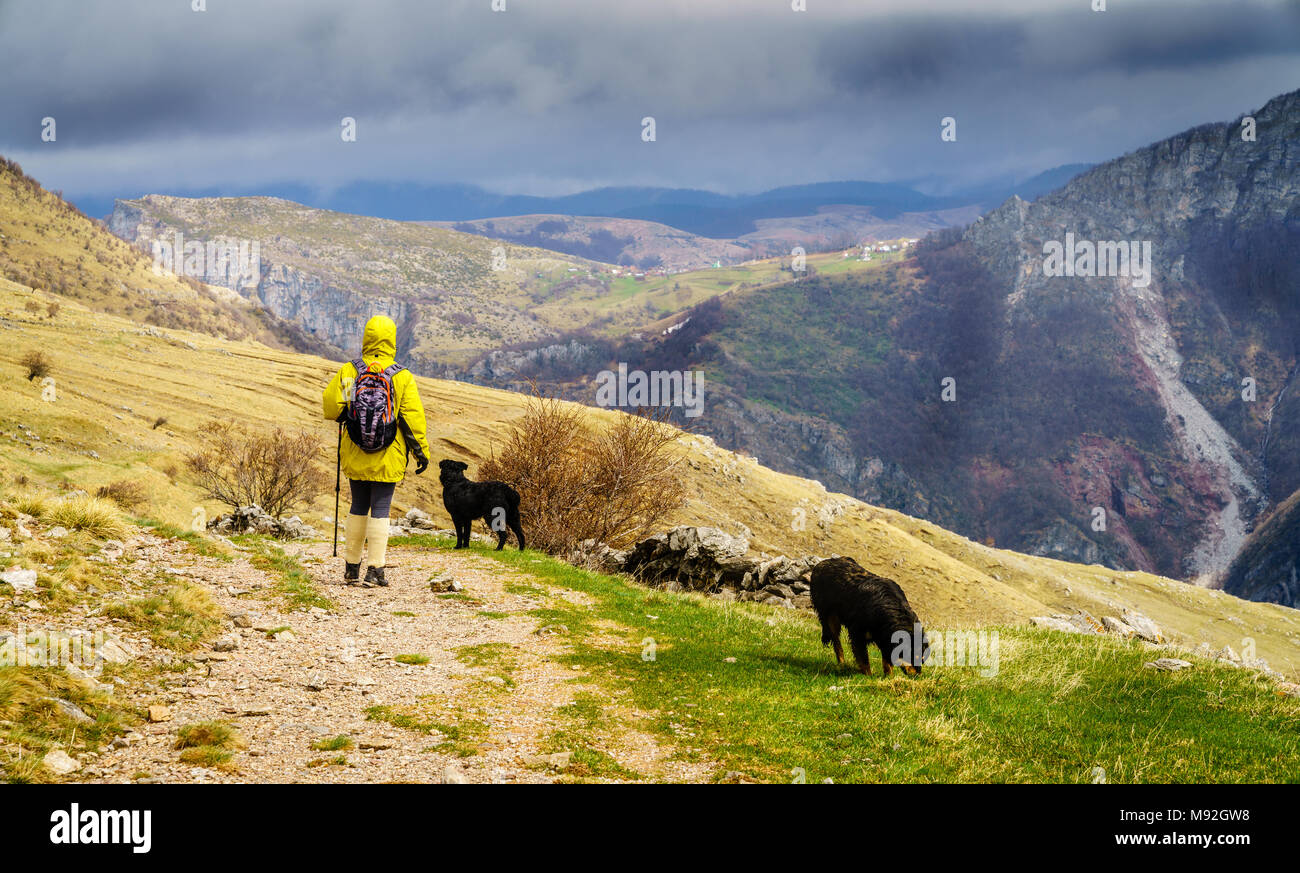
[399,535,1300,783]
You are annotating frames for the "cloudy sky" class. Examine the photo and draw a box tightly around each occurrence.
[1,0,1297,212]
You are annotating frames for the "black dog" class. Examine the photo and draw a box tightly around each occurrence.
[438,459,525,551]
[809,556,928,676]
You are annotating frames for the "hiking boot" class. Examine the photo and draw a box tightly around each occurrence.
[363,566,387,587]
[344,562,361,585]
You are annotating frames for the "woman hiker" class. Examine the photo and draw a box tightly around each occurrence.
[322,315,431,587]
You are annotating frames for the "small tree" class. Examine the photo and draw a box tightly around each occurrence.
[185,421,327,518]
[20,350,50,382]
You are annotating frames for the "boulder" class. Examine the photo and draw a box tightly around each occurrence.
[207,505,315,539]
[0,567,37,591]
[43,749,81,776]
[1120,609,1164,643]
[44,697,93,724]
[1145,658,1193,672]
[1030,615,1088,634]
[1102,616,1136,637]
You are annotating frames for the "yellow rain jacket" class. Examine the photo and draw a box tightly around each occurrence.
[322,315,432,483]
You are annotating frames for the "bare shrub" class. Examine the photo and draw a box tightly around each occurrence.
[45,301,60,318]
[96,479,148,512]
[479,390,685,553]
[152,416,168,430]
[20,350,50,382]
[185,421,327,518]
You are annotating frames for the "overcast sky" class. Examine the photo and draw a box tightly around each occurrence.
[1,0,1297,206]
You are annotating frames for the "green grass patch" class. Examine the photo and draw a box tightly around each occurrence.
[394,653,430,666]
[537,690,644,782]
[241,538,332,611]
[136,518,232,561]
[365,704,487,757]
[311,734,354,752]
[470,546,1300,783]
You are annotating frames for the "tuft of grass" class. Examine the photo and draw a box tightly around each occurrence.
[311,734,354,752]
[175,720,245,772]
[394,653,430,666]
[0,665,135,783]
[104,582,224,652]
[12,491,51,519]
[178,747,234,768]
[44,495,129,539]
[175,720,240,750]
[306,755,349,768]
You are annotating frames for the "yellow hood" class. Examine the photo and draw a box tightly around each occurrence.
[361,315,397,362]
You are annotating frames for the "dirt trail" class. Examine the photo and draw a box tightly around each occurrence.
[82,535,709,784]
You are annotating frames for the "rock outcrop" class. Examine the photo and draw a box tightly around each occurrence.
[573,525,823,610]
[207,505,316,539]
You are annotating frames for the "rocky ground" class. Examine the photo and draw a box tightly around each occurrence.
[50,532,712,784]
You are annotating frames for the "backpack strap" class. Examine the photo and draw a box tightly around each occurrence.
[351,358,370,377]
[382,364,405,378]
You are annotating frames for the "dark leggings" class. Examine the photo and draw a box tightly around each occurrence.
[348,480,396,519]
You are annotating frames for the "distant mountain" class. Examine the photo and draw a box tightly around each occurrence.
[428,214,753,271]
[76,166,1088,241]
[105,195,605,369]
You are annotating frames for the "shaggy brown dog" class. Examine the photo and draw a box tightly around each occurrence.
[438,459,525,551]
[809,556,928,676]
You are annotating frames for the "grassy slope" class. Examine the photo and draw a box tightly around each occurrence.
[0,161,305,348]
[404,534,1300,783]
[2,280,1298,680]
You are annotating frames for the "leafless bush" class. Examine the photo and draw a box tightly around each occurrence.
[96,479,148,512]
[152,416,168,430]
[20,350,50,382]
[45,301,60,318]
[185,421,328,518]
[479,390,685,553]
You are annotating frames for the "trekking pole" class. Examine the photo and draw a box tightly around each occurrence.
[333,422,342,557]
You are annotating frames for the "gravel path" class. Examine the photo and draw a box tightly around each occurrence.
[80,534,712,784]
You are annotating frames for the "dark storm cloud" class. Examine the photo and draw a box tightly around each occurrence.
[0,0,1296,200]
